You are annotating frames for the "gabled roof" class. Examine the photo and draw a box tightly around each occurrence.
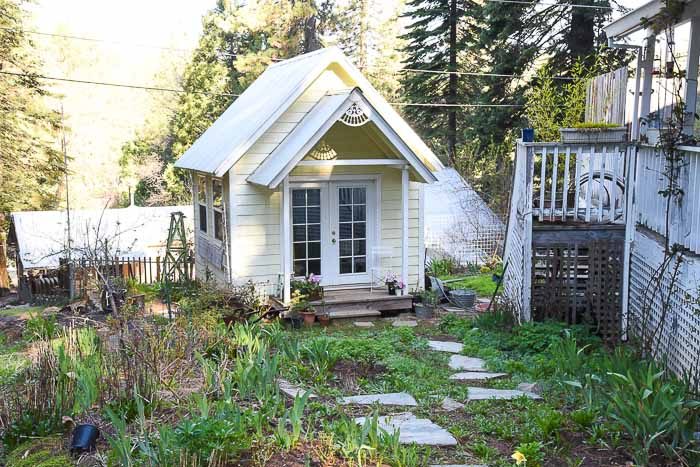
[174,47,444,177]
[247,88,438,188]
[604,0,699,40]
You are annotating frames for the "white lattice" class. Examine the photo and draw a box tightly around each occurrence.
[628,239,700,377]
[339,103,369,126]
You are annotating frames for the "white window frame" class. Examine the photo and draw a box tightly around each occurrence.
[211,177,224,242]
[196,174,208,234]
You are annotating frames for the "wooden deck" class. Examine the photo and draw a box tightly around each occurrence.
[310,288,414,320]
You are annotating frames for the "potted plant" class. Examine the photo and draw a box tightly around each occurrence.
[414,290,437,319]
[385,272,399,295]
[290,274,324,301]
[317,308,330,327]
[559,122,627,144]
[287,290,305,329]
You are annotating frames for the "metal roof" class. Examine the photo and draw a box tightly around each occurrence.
[10,206,193,269]
[174,47,444,177]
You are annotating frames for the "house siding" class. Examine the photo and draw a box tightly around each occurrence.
[226,68,425,291]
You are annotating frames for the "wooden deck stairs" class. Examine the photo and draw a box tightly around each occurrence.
[310,288,413,320]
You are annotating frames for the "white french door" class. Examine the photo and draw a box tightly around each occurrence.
[290,180,375,287]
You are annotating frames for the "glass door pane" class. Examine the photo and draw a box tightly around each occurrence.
[292,188,321,277]
[337,187,367,274]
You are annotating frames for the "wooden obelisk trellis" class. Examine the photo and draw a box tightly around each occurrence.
[163,212,190,284]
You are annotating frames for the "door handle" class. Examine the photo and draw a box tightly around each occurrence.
[332,238,336,244]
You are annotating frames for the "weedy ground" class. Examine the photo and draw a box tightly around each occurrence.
[0,283,697,467]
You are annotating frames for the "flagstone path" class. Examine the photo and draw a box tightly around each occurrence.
[354,412,457,446]
[427,340,464,353]
[448,355,488,371]
[449,371,507,381]
[465,387,541,401]
[277,379,317,399]
[340,392,418,406]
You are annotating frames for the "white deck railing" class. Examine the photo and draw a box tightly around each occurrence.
[635,144,700,254]
[526,142,627,225]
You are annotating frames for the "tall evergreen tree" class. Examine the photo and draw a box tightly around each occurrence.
[0,0,63,214]
[400,0,477,165]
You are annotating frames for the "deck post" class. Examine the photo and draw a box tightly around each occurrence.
[621,145,638,341]
[401,166,409,289]
[639,33,655,138]
[522,145,534,322]
[684,16,699,136]
[282,177,291,303]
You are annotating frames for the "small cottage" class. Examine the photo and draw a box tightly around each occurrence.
[175,47,444,304]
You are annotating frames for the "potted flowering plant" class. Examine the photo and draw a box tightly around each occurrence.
[289,290,315,326]
[384,272,404,295]
[290,274,323,301]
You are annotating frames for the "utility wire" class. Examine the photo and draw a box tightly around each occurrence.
[0,70,239,97]
[0,69,524,107]
[484,0,614,9]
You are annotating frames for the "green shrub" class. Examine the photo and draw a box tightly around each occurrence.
[24,313,58,341]
[570,407,597,429]
[426,257,457,277]
[512,441,544,467]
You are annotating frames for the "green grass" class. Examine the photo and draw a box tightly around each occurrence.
[0,305,44,318]
[440,272,499,297]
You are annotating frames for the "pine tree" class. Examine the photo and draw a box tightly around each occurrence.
[400,0,477,165]
[0,0,63,214]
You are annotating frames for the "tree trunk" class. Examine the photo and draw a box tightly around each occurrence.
[447,0,458,166]
[568,4,595,66]
[304,15,321,53]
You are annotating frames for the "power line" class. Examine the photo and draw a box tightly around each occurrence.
[0,69,523,108]
[484,0,613,9]
[0,70,239,97]
[392,67,574,80]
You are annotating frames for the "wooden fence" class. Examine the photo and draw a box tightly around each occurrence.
[77,255,194,286]
[585,67,628,125]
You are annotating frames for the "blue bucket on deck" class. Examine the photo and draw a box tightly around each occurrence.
[521,128,535,142]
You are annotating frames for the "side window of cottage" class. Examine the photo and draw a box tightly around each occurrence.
[212,179,224,241]
[198,176,208,233]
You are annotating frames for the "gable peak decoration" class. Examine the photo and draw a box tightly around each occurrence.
[309,139,338,160]
[340,102,369,127]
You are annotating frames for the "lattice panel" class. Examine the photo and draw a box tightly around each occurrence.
[628,249,700,377]
[531,237,623,341]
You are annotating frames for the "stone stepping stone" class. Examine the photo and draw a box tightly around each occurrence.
[466,387,541,401]
[340,392,417,406]
[427,340,464,353]
[430,464,488,467]
[354,412,457,446]
[440,396,465,411]
[449,371,507,381]
[354,321,375,328]
[392,320,418,327]
[448,355,487,371]
[277,379,317,399]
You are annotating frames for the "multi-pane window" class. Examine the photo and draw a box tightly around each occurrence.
[338,187,366,274]
[292,188,321,277]
[212,179,224,241]
[197,175,208,233]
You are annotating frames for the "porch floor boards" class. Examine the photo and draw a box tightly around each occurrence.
[311,288,413,320]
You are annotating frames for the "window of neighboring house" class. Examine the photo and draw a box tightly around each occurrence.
[197,175,208,233]
[212,178,224,241]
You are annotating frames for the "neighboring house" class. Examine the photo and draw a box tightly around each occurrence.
[504,0,700,377]
[424,168,504,265]
[174,48,443,303]
[8,205,193,276]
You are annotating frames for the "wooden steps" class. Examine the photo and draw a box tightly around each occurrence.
[311,288,413,320]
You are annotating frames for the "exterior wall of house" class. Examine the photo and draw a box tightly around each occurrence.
[627,227,700,377]
[225,67,425,292]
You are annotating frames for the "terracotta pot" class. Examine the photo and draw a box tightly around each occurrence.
[318,314,330,327]
[300,311,316,326]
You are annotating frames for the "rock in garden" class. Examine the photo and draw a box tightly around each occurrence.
[392,320,418,327]
[354,412,457,446]
[427,340,464,353]
[466,387,541,401]
[353,321,375,328]
[43,306,61,314]
[449,371,507,381]
[277,379,317,399]
[340,392,417,406]
[516,382,542,394]
[440,396,465,411]
[448,355,487,371]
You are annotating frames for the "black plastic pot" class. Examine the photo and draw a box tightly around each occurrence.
[387,283,396,295]
[71,424,99,452]
[522,128,535,142]
[289,316,303,329]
